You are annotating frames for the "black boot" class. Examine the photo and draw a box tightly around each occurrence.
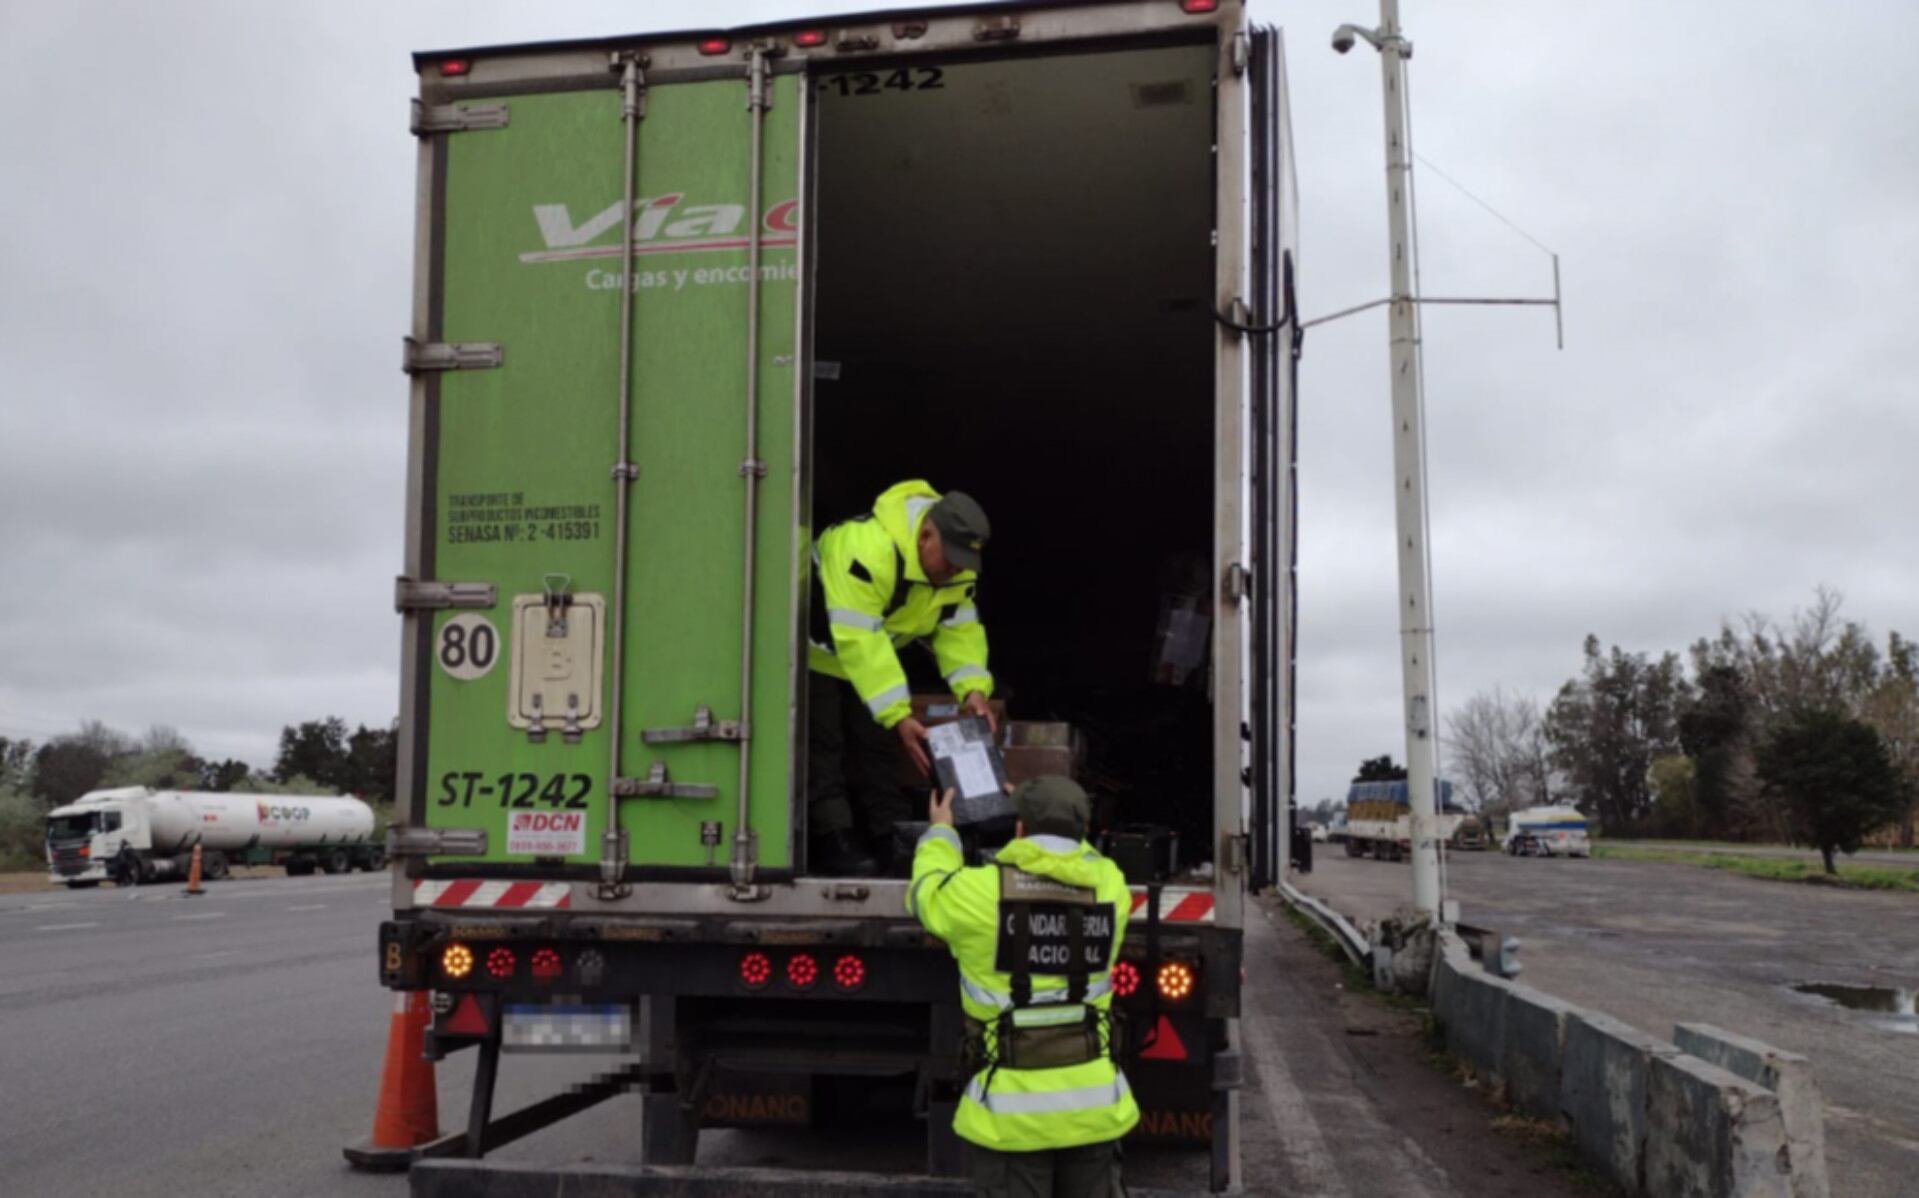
[811,829,879,878]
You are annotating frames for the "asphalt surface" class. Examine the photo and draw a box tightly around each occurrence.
[0,870,1602,1197]
[1295,851,1919,1198]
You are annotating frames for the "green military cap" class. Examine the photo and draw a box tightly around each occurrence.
[930,491,990,572]
[1014,775,1090,840]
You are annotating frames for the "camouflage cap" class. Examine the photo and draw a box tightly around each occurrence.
[929,491,990,572]
[1013,775,1090,840]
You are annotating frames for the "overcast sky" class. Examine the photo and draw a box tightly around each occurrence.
[3,1,1914,811]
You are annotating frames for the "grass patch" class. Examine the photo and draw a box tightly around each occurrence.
[1279,901,1374,992]
[1489,1114,1619,1192]
[1593,843,1919,891]
[1610,838,1918,855]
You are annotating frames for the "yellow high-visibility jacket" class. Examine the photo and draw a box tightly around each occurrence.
[907,827,1140,1152]
[808,480,991,730]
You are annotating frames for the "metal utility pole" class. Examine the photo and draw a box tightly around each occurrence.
[1335,0,1442,920]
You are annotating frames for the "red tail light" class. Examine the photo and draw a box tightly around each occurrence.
[794,30,828,48]
[486,946,516,980]
[787,952,820,989]
[697,37,731,56]
[439,59,472,77]
[740,951,772,988]
[832,953,866,992]
[531,947,563,981]
[1179,0,1221,13]
[1112,960,1141,998]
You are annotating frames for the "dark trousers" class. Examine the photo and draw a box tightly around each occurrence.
[806,672,911,844]
[968,1140,1127,1198]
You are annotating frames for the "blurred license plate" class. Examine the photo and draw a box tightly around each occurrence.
[502,1003,632,1053]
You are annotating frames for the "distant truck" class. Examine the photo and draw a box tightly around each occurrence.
[45,786,382,887]
[1502,805,1590,858]
[1335,780,1476,860]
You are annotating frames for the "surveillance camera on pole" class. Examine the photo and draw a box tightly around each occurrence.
[1319,2,1563,926]
[1332,0,1443,922]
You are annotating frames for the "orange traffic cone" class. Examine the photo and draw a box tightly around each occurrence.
[342,991,441,1170]
[183,844,205,896]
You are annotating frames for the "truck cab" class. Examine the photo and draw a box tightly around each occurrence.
[44,787,150,886]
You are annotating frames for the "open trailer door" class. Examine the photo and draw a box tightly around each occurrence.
[397,49,807,896]
[1245,25,1300,893]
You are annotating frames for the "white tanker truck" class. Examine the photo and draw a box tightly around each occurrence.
[45,786,383,888]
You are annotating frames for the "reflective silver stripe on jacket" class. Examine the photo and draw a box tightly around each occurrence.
[828,607,884,632]
[864,683,911,716]
[1021,834,1080,855]
[909,827,965,920]
[940,605,979,627]
[961,973,1112,1011]
[907,829,962,919]
[963,1074,1132,1114]
[945,664,989,685]
[1010,1003,1087,1028]
[919,824,962,852]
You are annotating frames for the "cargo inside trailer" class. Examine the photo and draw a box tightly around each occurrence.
[809,40,1222,867]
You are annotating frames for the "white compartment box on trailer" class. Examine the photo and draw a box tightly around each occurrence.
[46,786,383,886]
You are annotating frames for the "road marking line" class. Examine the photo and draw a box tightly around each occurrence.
[286,904,328,911]
[191,949,240,961]
[36,922,100,932]
[173,912,228,921]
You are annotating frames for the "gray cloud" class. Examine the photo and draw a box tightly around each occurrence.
[2,0,1913,826]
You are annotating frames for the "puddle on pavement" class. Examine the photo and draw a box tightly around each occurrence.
[1792,982,1919,1034]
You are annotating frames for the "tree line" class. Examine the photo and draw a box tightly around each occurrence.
[0,716,395,870]
[1444,589,1916,868]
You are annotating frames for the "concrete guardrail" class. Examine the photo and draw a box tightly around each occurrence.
[1429,929,1828,1198]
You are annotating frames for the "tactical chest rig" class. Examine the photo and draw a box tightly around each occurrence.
[968,864,1121,1073]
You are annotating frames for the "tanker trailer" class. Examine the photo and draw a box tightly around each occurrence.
[45,786,382,887]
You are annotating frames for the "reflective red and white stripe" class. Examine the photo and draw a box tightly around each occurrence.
[1128,888,1215,922]
[412,879,571,909]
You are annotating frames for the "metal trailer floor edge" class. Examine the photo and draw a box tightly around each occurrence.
[410,1160,1209,1198]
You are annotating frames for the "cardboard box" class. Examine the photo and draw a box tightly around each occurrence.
[897,695,1010,787]
[1002,744,1075,785]
[911,694,1007,728]
[1004,721,1073,748]
[929,717,1015,827]
[1103,823,1178,883]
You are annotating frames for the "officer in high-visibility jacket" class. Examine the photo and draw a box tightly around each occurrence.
[909,777,1138,1197]
[808,480,995,876]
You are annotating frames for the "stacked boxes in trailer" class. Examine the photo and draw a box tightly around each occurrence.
[375,2,1297,1189]
[45,786,382,887]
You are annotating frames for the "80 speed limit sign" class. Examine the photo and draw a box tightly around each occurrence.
[437,613,500,681]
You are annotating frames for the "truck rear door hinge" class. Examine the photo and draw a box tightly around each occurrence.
[394,577,497,612]
[409,99,510,136]
[388,826,488,858]
[613,761,719,800]
[1224,562,1252,605]
[1223,832,1249,876]
[643,704,747,745]
[973,15,1020,41]
[403,337,503,374]
[1231,32,1250,76]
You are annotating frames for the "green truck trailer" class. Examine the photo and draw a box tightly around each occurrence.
[370,3,1298,1189]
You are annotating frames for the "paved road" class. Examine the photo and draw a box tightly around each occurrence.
[1296,852,1919,1198]
[0,871,1605,1196]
